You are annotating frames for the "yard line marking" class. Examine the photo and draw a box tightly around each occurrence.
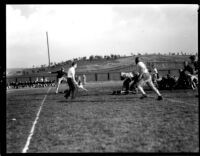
[22,87,51,153]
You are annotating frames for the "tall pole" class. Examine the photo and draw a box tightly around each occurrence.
[46,32,51,67]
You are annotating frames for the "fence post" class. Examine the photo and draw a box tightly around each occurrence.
[108,73,110,81]
[95,73,97,81]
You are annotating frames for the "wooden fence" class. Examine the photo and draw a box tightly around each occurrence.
[7,61,186,83]
[6,68,181,84]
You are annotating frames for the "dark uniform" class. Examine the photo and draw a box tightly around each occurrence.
[51,68,68,93]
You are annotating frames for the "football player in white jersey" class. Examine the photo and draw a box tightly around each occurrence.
[135,57,163,100]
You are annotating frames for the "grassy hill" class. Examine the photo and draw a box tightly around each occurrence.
[53,54,191,73]
[7,54,193,77]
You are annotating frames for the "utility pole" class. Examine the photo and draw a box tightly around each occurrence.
[46,31,51,67]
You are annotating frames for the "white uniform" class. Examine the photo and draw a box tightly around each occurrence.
[67,66,75,78]
[137,62,151,85]
[121,72,134,79]
[137,62,148,74]
[136,61,161,97]
[67,66,77,85]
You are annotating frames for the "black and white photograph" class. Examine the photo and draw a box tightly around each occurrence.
[6,4,199,153]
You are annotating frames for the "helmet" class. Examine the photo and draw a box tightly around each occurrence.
[135,57,140,64]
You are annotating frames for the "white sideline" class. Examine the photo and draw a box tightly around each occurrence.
[22,87,51,153]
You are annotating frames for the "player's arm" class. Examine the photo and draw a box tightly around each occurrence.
[48,71,58,74]
[72,72,78,86]
[136,64,142,81]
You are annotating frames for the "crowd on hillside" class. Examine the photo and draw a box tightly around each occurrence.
[6,75,85,90]
[7,79,56,89]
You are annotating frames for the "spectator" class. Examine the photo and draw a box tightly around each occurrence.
[82,74,86,85]
[152,63,159,79]
[189,55,198,74]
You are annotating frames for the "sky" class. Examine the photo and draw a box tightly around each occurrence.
[6,4,198,68]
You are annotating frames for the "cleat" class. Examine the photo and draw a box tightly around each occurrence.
[116,90,121,95]
[157,96,163,100]
[112,91,116,95]
[64,94,69,99]
[64,89,69,94]
[124,91,129,95]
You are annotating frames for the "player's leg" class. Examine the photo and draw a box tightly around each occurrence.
[130,81,138,93]
[146,79,163,100]
[71,84,76,99]
[65,78,72,99]
[191,75,198,97]
[62,77,68,83]
[191,75,198,90]
[147,80,161,96]
[123,78,131,94]
[55,78,62,93]
[137,78,147,99]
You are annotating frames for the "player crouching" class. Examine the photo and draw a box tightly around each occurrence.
[112,71,139,95]
[121,72,134,94]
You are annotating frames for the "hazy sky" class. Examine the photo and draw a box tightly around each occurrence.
[6,4,198,68]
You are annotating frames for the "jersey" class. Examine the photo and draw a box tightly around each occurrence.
[67,66,75,78]
[136,62,149,74]
[52,70,67,79]
[121,72,134,79]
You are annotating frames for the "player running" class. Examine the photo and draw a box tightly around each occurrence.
[135,57,163,100]
[49,67,68,94]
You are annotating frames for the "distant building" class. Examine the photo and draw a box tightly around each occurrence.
[6,70,23,76]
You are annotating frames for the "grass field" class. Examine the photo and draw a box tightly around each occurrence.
[6,81,199,153]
